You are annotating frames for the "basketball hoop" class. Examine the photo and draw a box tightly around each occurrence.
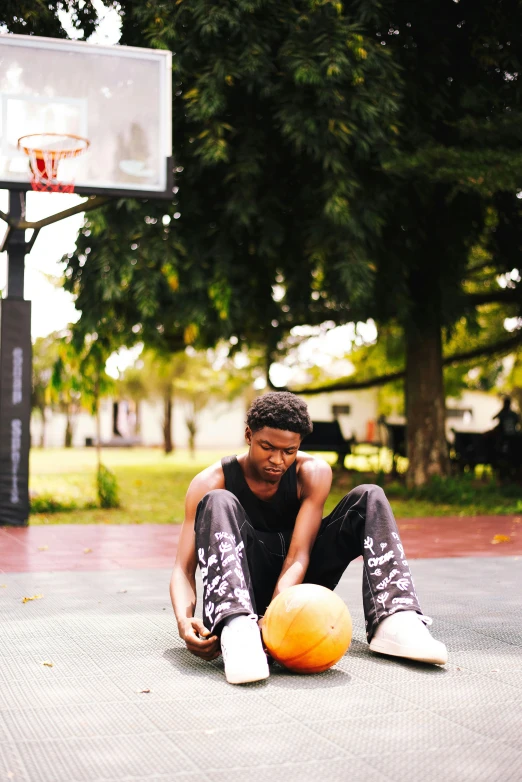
[18,133,90,194]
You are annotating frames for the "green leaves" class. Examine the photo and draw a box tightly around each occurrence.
[62,0,403,359]
[55,0,522,432]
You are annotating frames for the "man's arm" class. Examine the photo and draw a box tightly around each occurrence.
[271,456,332,600]
[170,463,224,660]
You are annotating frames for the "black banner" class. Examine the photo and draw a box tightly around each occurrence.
[0,299,31,527]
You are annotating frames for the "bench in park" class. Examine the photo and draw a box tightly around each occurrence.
[452,429,522,478]
[302,419,522,478]
[302,420,354,467]
[382,424,522,479]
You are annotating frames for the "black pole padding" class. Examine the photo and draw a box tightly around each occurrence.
[0,191,31,527]
[0,299,32,526]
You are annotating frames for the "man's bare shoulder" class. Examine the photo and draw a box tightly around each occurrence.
[187,459,225,498]
[296,450,332,475]
[295,451,332,495]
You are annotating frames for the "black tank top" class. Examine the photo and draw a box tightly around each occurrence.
[221,455,300,533]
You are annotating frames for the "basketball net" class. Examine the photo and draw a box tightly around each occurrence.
[18,133,90,194]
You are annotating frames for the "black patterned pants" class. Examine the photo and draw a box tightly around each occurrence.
[194,485,422,641]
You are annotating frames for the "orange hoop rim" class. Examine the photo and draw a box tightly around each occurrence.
[18,132,90,160]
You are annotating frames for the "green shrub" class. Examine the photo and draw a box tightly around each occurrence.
[30,493,97,514]
[97,464,120,509]
[30,493,79,514]
[385,472,522,512]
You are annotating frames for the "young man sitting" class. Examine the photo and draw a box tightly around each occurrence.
[170,392,447,684]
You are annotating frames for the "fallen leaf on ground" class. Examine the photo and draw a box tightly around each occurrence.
[83,548,92,554]
[37,545,49,551]
[41,661,53,667]
[22,594,44,603]
[137,688,151,693]
[513,517,521,524]
[0,584,7,588]
[491,534,511,544]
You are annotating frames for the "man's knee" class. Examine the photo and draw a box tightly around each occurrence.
[203,488,239,504]
[346,484,387,503]
[197,489,242,518]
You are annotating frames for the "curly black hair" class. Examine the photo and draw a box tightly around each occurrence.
[246,392,313,438]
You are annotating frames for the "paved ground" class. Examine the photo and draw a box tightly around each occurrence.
[1,514,521,572]
[1,547,521,781]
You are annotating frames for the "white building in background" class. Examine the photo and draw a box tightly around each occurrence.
[31,387,507,450]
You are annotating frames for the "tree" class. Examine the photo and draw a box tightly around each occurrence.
[360,3,522,485]
[51,330,119,506]
[122,345,264,454]
[51,336,87,447]
[62,1,522,487]
[118,365,149,437]
[63,0,399,359]
[175,347,263,456]
[32,333,62,447]
[277,2,522,483]
[51,330,114,450]
[61,0,400,428]
[136,350,187,453]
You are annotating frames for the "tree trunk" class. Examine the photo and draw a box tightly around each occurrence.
[134,399,141,437]
[405,320,450,487]
[163,393,173,454]
[112,401,121,436]
[186,417,197,458]
[188,430,196,458]
[95,401,102,472]
[64,407,73,448]
[39,406,46,448]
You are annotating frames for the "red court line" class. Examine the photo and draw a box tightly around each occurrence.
[0,517,520,573]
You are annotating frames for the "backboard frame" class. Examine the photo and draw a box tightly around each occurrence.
[0,34,173,200]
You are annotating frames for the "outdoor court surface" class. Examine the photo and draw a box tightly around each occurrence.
[1,519,521,781]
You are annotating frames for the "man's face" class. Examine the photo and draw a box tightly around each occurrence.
[246,426,301,479]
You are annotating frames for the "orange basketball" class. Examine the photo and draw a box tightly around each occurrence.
[262,584,352,674]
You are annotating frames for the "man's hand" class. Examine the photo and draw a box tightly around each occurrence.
[178,618,220,660]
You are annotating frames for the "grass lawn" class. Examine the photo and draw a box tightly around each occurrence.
[28,447,522,525]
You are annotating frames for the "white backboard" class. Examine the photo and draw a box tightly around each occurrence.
[0,34,172,198]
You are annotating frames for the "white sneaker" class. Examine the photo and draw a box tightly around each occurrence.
[369,611,448,665]
[220,614,270,684]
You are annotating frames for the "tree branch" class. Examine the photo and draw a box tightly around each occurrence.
[286,331,522,395]
[288,369,404,395]
[464,288,522,307]
[0,196,110,231]
[444,332,522,364]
